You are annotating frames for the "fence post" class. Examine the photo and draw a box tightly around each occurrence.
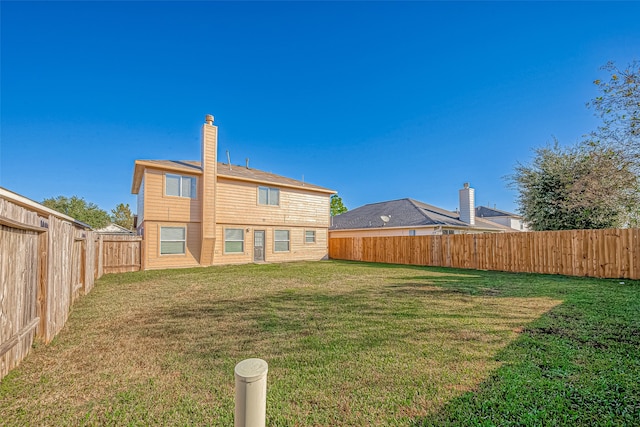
[234,358,268,427]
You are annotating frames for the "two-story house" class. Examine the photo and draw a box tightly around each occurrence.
[131,115,335,270]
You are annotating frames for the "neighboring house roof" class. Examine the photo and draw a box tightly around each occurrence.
[95,223,135,234]
[476,205,522,219]
[330,198,509,231]
[131,160,334,194]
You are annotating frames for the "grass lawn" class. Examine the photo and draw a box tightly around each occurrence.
[1,260,638,426]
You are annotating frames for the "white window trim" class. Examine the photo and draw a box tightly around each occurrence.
[257,186,280,206]
[165,173,197,199]
[159,226,186,256]
[224,228,245,254]
[305,230,316,244]
[274,229,290,252]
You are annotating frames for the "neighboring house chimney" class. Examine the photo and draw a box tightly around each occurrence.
[200,114,218,265]
[459,182,475,225]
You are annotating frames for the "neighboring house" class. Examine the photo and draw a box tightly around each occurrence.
[476,205,528,231]
[329,183,521,238]
[95,223,135,235]
[131,115,335,270]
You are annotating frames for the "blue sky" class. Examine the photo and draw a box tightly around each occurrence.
[1,2,639,216]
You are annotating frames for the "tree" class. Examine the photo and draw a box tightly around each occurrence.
[588,60,640,170]
[111,203,134,230]
[511,61,640,230]
[330,194,348,216]
[42,195,111,229]
[510,141,639,231]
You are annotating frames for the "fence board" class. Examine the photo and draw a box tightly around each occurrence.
[329,229,640,280]
[0,199,42,379]
[101,235,142,274]
[1,192,141,380]
[632,229,637,276]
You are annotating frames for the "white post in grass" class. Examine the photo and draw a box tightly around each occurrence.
[234,358,268,427]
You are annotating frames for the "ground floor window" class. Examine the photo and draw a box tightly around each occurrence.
[274,230,290,252]
[225,228,244,253]
[160,226,186,255]
[305,230,316,243]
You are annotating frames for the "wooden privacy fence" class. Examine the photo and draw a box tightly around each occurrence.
[1,188,142,380]
[101,234,142,275]
[329,228,640,280]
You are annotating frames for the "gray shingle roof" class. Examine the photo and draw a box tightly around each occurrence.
[134,160,334,193]
[330,198,506,231]
[217,162,332,192]
[475,205,521,218]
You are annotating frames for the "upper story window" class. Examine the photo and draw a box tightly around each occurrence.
[166,174,196,198]
[258,186,280,206]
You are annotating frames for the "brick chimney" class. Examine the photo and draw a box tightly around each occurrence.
[459,182,475,225]
[200,114,217,265]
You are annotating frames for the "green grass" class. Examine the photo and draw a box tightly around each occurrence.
[0,260,638,426]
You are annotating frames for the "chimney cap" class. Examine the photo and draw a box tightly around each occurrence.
[205,114,214,125]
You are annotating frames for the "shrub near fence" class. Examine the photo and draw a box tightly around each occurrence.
[329,228,640,280]
[0,188,142,380]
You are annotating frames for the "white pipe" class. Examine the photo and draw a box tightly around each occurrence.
[234,358,268,427]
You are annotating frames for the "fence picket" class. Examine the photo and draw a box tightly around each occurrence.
[1,194,142,380]
[329,229,640,280]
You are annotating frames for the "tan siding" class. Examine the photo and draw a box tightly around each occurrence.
[143,169,202,223]
[215,178,330,227]
[200,123,217,265]
[137,176,145,224]
[143,221,202,270]
[268,227,329,263]
[213,225,329,265]
[138,166,331,269]
[214,225,251,264]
